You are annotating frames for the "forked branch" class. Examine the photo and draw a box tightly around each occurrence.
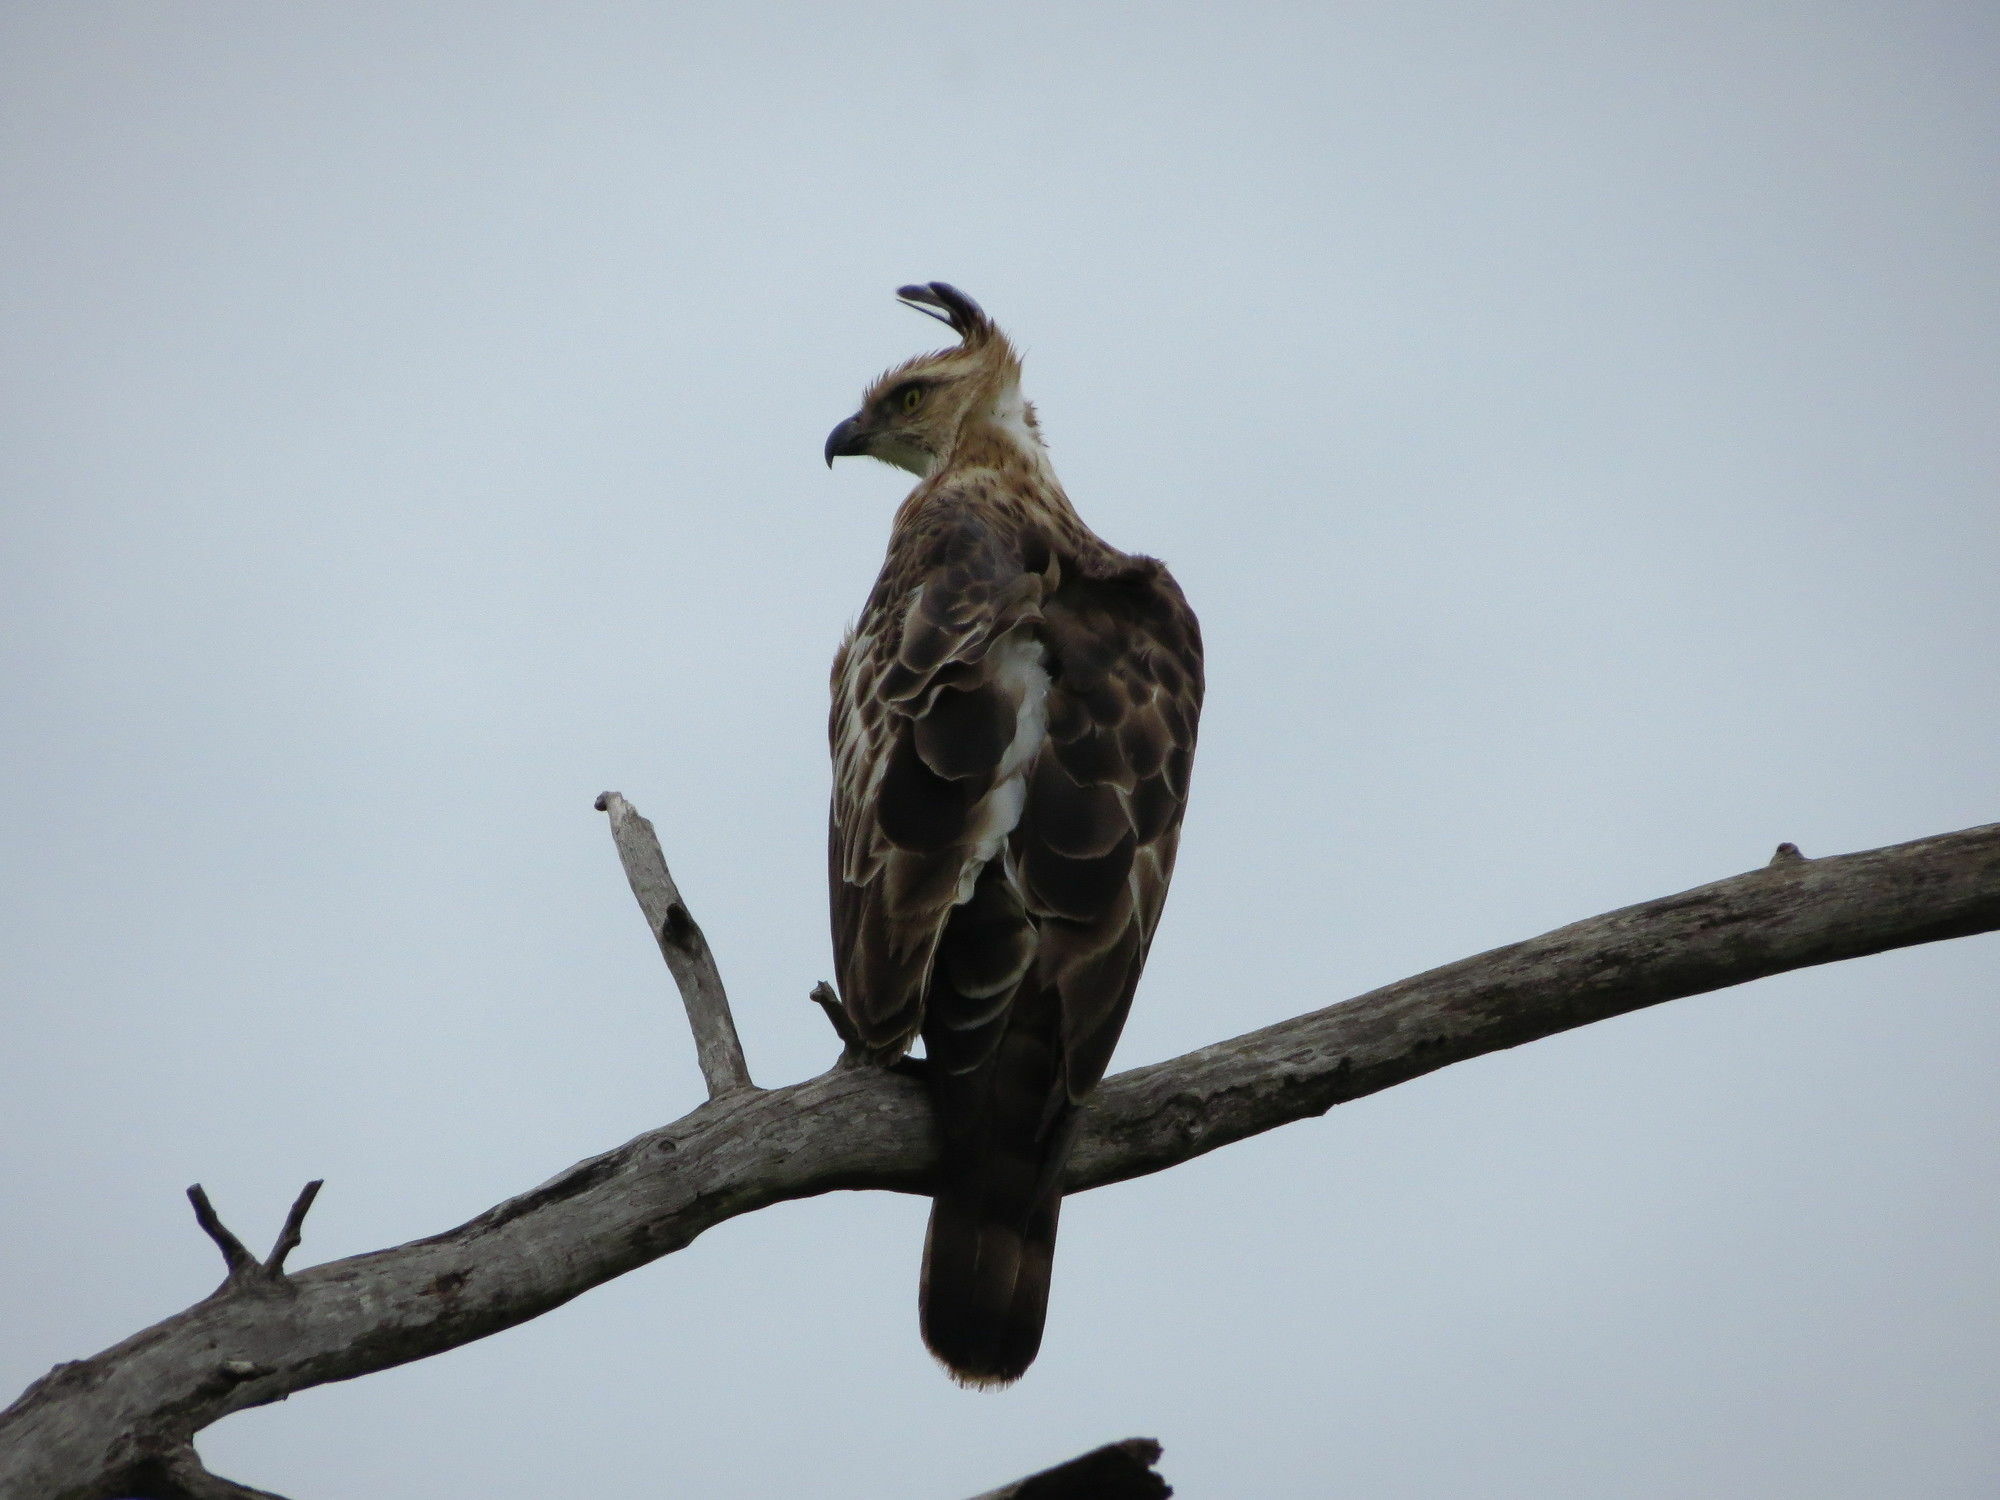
[184,1180,324,1294]
[4,820,1995,1500]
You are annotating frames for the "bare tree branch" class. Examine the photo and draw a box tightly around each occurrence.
[261,1182,323,1277]
[594,790,754,1098]
[965,1438,1170,1499]
[809,979,869,1068]
[181,1182,324,1300]
[182,1189,258,1286]
[4,820,1995,1500]
[123,1444,294,1500]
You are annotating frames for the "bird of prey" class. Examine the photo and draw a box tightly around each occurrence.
[823,284,1203,1386]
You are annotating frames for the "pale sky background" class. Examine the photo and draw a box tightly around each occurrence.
[4,4,1998,1497]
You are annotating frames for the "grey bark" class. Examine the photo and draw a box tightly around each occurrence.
[594,791,753,1098]
[3,819,1995,1500]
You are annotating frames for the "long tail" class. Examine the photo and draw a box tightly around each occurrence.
[919,982,1075,1387]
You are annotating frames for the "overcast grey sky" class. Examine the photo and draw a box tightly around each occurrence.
[4,4,1998,1496]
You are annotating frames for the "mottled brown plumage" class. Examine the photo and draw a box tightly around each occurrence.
[825,284,1202,1386]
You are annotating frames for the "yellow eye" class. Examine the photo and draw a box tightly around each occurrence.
[900,385,925,412]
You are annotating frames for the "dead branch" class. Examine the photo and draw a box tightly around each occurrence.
[595,790,754,1098]
[3,819,1995,1500]
[184,1182,324,1298]
[182,1188,258,1286]
[122,1444,294,1500]
[965,1438,1170,1499]
[261,1182,323,1277]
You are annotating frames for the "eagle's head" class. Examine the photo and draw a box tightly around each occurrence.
[824,283,1038,477]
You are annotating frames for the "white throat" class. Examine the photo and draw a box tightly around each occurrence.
[988,381,1042,454]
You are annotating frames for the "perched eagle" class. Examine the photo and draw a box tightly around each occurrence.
[823,284,1203,1385]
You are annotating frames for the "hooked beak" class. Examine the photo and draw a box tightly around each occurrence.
[824,415,869,467]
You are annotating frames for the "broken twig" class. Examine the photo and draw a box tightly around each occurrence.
[596,791,755,1098]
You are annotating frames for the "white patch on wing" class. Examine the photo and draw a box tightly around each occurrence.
[954,626,1049,904]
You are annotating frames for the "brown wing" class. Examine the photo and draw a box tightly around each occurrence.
[1018,556,1203,1095]
[829,508,1049,1055]
[830,492,1202,1386]
[915,550,1203,1384]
